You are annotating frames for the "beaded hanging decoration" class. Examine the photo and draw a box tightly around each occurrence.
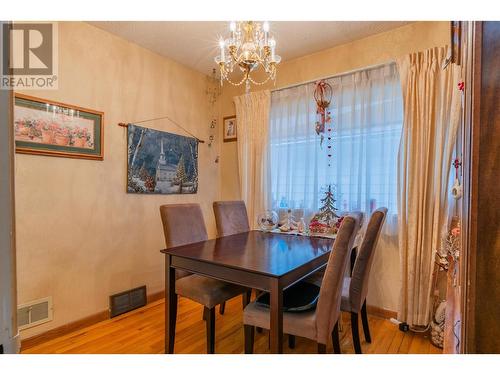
[314,80,333,165]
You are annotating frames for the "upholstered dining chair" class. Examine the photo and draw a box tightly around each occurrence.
[306,211,364,287]
[213,200,250,236]
[213,200,252,314]
[242,213,362,354]
[159,203,249,354]
[341,207,387,354]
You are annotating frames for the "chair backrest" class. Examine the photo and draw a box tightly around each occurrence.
[159,203,208,248]
[349,207,387,312]
[213,200,250,237]
[315,212,361,344]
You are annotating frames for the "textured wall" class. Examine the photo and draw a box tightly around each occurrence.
[219,21,450,312]
[15,22,221,339]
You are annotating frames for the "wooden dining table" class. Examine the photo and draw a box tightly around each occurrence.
[161,230,335,354]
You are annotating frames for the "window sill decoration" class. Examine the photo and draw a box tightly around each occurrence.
[309,185,343,235]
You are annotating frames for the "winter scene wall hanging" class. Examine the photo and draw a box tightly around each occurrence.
[127,124,198,194]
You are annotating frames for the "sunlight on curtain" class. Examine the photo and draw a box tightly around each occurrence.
[268,63,402,236]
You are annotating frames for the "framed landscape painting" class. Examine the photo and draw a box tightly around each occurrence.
[14,93,104,160]
[223,115,237,142]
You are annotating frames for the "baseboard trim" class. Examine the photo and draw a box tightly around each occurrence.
[21,291,396,351]
[21,309,109,351]
[367,304,397,320]
[21,290,165,351]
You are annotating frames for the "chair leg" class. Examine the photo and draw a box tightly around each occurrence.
[255,290,263,333]
[288,335,296,349]
[204,307,216,354]
[351,312,362,354]
[317,343,327,354]
[361,300,372,343]
[242,290,252,308]
[202,307,208,321]
[219,302,226,315]
[244,325,255,354]
[332,322,341,354]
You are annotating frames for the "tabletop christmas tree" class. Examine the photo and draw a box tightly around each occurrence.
[309,185,341,234]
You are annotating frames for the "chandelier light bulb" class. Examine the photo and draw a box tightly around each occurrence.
[219,37,225,48]
[230,21,236,32]
[263,21,270,32]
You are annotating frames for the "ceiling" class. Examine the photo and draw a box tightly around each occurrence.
[89,21,411,75]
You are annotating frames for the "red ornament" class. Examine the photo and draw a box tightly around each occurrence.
[458,81,465,91]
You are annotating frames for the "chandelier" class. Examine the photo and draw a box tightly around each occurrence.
[214,21,281,92]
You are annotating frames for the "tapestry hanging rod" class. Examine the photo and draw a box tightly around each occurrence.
[118,115,205,143]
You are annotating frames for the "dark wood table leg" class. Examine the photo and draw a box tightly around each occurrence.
[269,278,283,354]
[165,254,177,354]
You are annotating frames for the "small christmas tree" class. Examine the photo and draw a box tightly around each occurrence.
[138,162,149,180]
[316,185,339,225]
[174,155,188,192]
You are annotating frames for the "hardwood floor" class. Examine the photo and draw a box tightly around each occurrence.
[22,296,442,354]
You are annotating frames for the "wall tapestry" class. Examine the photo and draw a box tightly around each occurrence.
[14,93,104,160]
[127,124,198,194]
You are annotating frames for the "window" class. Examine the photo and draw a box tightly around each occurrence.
[268,63,402,233]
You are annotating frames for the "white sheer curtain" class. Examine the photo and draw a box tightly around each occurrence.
[268,63,402,236]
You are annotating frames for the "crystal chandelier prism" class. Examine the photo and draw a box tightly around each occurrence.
[214,21,281,92]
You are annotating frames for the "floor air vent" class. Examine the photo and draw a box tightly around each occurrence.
[109,285,147,318]
[17,297,53,330]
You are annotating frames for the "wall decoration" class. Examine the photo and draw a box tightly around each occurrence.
[223,116,237,142]
[313,80,333,165]
[14,93,104,160]
[127,124,198,194]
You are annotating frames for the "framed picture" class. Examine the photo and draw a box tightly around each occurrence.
[127,124,198,194]
[14,93,104,160]
[223,115,237,142]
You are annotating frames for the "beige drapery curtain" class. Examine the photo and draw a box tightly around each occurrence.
[397,47,461,326]
[233,90,271,229]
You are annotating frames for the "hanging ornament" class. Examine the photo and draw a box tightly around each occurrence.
[314,80,333,147]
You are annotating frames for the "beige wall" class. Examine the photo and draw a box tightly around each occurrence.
[16,22,221,339]
[219,21,450,312]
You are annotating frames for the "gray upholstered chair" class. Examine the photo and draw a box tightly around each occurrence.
[242,213,362,354]
[306,211,364,287]
[159,203,249,354]
[213,200,250,236]
[213,200,252,314]
[341,207,387,354]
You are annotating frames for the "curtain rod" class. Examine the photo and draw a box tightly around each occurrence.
[270,60,396,93]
